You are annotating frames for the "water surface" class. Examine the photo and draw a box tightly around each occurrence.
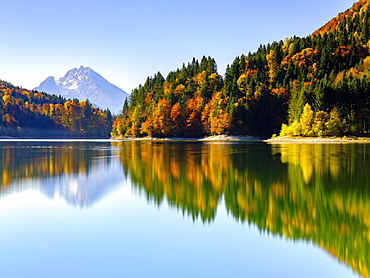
[0,140,366,277]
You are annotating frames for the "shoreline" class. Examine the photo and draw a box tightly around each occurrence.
[2,134,369,143]
[265,136,370,144]
[111,134,370,143]
[111,135,264,141]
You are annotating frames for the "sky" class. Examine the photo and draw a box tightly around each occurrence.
[0,0,357,94]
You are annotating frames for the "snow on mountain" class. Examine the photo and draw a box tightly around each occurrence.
[34,66,128,114]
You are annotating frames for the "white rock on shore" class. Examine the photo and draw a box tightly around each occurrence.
[112,135,263,141]
[199,135,262,141]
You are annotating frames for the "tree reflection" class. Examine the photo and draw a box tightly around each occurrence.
[0,141,119,207]
[114,141,370,278]
[1,140,369,276]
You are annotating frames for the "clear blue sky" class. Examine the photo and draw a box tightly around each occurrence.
[0,0,356,93]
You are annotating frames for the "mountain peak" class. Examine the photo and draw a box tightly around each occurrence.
[76,66,92,73]
[34,76,59,95]
[34,67,128,114]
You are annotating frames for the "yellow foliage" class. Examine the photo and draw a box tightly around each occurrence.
[174,84,185,97]
[282,37,292,52]
[193,71,205,84]
[2,94,10,103]
[279,121,302,136]
[266,49,279,82]
[361,56,370,72]
[163,82,171,95]
[300,104,314,136]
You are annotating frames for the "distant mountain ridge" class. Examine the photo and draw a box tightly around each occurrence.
[34,66,128,114]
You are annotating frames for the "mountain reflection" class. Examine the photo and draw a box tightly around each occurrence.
[0,141,122,208]
[113,141,370,278]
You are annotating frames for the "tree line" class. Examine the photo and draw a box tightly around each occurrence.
[0,80,112,137]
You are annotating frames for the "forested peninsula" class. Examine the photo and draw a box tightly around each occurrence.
[112,0,370,139]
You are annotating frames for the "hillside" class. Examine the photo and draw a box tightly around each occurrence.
[0,80,112,138]
[112,0,370,138]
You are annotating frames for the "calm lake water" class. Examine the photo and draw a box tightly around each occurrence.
[0,140,367,278]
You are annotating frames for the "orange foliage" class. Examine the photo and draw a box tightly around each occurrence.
[312,0,369,36]
[4,114,16,126]
[185,97,204,136]
[210,112,231,135]
[170,102,184,135]
[332,46,352,58]
[152,99,171,136]
[145,92,153,105]
[270,87,289,99]
[291,48,318,67]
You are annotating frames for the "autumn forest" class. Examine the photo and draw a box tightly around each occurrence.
[0,80,112,137]
[1,0,370,138]
[112,0,370,138]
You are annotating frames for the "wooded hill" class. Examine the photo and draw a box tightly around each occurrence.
[0,80,112,138]
[112,0,370,138]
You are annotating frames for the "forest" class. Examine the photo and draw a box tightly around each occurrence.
[1,0,370,138]
[112,0,370,138]
[0,80,112,137]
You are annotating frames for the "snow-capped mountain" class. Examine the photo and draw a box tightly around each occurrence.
[34,66,128,114]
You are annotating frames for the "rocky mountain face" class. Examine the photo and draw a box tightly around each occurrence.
[34,66,128,114]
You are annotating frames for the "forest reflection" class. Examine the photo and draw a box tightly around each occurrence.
[113,141,370,278]
[0,140,369,277]
[0,141,120,207]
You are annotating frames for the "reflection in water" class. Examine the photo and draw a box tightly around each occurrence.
[0,141,122,208]
[113,141,370,278]
[1,140,369,277]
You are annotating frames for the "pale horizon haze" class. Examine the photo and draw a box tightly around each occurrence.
[0,0,356,94]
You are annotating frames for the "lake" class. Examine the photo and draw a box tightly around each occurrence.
[0,140,367,278]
